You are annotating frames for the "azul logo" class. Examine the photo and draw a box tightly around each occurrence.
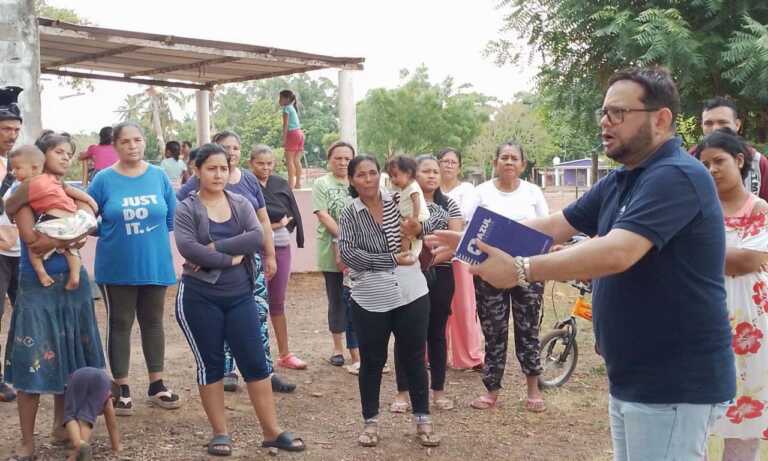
[121,195,159,235]
[466,217,492,256]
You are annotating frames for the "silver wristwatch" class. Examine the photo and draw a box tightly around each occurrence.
[513,256,531,288]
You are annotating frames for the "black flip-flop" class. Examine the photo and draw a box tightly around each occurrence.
[206,434,232,457]
[329,354,345,366]
[271,374,296,393]
[262,431,305,452]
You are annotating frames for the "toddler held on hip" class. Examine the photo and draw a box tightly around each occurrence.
[5,145,97,290]
[386,155,429,261]
[63,367,121,461]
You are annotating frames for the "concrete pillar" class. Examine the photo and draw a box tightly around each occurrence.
[0,0,42,144]
[554,168,561,187]
[586,167,592,187]
[338,69,357,151]
[195,89,211,145]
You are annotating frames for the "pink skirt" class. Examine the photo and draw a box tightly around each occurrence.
[446,260,484,369]
[284,129,305,152]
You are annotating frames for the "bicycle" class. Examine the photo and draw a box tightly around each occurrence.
[538,279,593,389]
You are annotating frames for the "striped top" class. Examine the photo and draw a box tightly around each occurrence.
[421,197,463,268]
[338,192,428,312]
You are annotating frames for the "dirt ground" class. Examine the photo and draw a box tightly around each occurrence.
[0,274,617,460]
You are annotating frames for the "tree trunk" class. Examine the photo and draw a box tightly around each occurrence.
[147,87,165,148]
[591,149,599,186]
[757,107,768,144]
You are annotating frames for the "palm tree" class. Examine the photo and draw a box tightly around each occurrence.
[115,86,191,145]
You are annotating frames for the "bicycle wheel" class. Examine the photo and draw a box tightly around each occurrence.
[538,328,578,389]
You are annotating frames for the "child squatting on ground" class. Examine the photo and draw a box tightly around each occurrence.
[63,367,121,461]
[386,155,429,261]
[5,145,98,290]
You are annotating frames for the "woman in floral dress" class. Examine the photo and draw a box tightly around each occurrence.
[696,128,768,461]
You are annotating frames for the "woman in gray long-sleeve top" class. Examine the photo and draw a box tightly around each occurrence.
[173,144,305,456]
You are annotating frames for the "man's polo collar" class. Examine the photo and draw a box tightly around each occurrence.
[616,136,683,176]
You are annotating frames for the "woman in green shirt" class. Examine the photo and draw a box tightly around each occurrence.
[312,141,359,368]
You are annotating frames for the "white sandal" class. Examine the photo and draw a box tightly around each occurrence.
[147,390,181,410]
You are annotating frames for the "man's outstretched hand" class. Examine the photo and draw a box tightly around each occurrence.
[467,239,519,289]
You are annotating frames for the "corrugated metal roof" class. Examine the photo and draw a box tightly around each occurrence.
[38,17,364,90]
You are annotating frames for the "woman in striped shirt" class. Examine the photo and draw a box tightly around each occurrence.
[338,155,440,448]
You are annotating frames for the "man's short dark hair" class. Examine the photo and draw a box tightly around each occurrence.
[607,67,680,122]
[702,96,738,119]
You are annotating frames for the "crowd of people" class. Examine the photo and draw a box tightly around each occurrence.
[0,66,765,460]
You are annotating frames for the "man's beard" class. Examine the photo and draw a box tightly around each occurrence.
[606,120,654,165]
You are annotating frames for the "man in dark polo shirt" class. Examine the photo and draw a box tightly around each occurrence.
[429,67,734,460]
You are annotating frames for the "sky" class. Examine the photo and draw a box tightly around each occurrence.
[40,0,537,134]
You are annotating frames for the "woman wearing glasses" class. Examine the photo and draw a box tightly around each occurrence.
[437,148,484,371]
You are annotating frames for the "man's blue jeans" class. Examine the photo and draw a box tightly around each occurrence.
[609,395,728,461]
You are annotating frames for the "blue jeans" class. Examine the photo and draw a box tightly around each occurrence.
[609,395,728,461]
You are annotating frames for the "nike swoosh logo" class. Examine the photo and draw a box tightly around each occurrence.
[145,224,160,233]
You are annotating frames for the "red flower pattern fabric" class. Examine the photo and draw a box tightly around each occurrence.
[714,197,768,439]
[726,396,765,424]
[726,212,767,239]
[753,281,768,313]
[733,322,764,355]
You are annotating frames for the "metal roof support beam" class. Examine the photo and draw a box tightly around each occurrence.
[123,56,240,78]
[41,68,209,90]
[210,66,325,86]
[42,45,142,69]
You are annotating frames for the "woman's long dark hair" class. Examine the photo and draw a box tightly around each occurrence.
[35,131,76,157]
[415,154,449,210]
[694,127,753,180]
[194,143,230,169]
[98,126,113,145]
[347,155,379,199]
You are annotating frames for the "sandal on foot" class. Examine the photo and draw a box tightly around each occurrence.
[433,397,455,411]
[389,400,410,413]
[76,441,93,461]
[206,434,232,457]
[261,431,305,452]
[114,396,133,416]
[358,422,379,447]
[329,354,345,366]
[346,362,360,375]
[148,390,181,410]
[0,382,17,402]
[470,394,497,410]
[525,398,546,413]
[271,374,296,393]
[416,423,441,447]
[277,353,307,370]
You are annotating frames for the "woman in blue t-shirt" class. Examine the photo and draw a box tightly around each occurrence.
[5,132,104,460]
[176,130,295,393]
[88,121,181,416]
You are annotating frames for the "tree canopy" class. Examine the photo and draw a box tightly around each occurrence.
[357,66,492,162]
[488,0,768,143]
